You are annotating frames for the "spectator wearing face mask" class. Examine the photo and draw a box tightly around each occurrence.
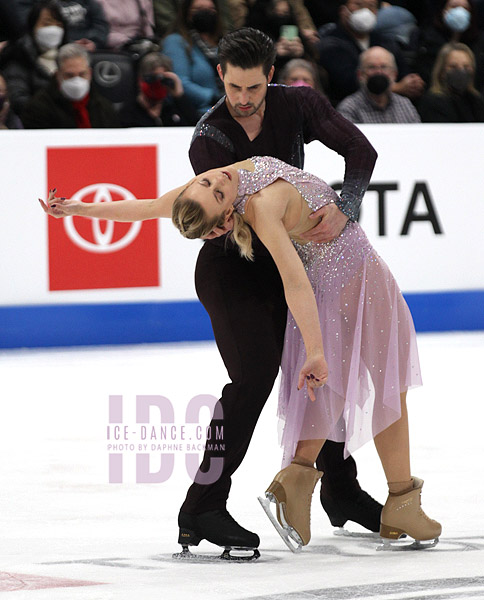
[0,72,23,128]
[161,0,226,116]
[0,0,67,117]
[15,0,108,52]
[317,0,424,106]
[277,57,325,92]
[414,0,484,91]
[337,46,420,122]
[120,52,199,126]
[418,41,484,121]
[21,42,119,128]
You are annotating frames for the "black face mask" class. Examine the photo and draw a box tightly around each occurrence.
[366,74,391,95]
[190,9,218,33]
[0,96,6,111]
[446,68,472,94]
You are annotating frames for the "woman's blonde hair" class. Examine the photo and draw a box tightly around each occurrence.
[429,42,478,95]
[172,191,254,260]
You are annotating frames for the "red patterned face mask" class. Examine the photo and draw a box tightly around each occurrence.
[140,79,168,101]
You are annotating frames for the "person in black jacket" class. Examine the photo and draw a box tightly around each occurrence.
[0,0,67,116]
[22,42,118,127]
[418,41,484,120]
[120,52,199,127]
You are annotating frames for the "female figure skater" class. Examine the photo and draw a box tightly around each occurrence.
[40,156,441,550]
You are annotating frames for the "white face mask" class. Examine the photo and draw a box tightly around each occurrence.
[348,8,377,33]
[60,76,90,101]
[35,25,64,51]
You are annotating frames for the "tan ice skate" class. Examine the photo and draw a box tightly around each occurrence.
[258,461,322,552]
[379,477,441,550]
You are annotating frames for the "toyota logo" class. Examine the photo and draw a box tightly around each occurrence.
[94,61,122,87]
[64,184,142,253]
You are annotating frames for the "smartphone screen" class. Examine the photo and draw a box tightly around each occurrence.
[280,25,298,40]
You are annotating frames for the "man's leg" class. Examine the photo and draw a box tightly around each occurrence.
[178,240,287,549]
[316,439,382,532]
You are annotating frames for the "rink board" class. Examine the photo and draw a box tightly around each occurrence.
[0,125,483,348]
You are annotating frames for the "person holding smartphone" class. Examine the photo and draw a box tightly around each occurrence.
[120,51,199,127]
[246,0,317,76]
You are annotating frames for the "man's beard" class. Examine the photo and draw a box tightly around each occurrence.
[231,97,265,118]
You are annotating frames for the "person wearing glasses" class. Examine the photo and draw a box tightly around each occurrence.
[337,46,421,122]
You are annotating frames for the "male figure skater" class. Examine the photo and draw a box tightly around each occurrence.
[177,28,380,559]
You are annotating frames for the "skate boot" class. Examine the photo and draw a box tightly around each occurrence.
[379,477,441,550]
[258,461,322,552]
[321,484,382,536]
[173,509,260,561]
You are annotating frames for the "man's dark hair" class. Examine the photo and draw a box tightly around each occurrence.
[218,28,276,76]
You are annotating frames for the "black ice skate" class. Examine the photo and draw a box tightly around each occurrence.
[321,485,383,538]
[172,509,260,562]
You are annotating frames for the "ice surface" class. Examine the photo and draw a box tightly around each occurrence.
[0,332,483,599]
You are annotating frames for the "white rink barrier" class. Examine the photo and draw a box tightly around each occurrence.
[0,124,483,348]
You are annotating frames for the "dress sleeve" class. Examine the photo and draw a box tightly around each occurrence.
[299,87,377,221]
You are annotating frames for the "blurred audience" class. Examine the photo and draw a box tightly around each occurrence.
[337,46,421,121]
[0,0,67,117]
[246,0,317,74]
[22,42,119,128]
[153,0,234,38]
[162,0,225,116]
[16,0,109,51]
[120,52,198,126]
[418,41,484,120]
[0,73,23,128]
[245,0,319,44]
[0,2,23,48]
[317,0,425,105]
[96,0,155,51]
[414,0,484,91]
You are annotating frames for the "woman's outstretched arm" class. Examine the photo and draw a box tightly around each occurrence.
[39,181,193,221]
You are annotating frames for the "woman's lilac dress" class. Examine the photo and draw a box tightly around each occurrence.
[234,157,422,465]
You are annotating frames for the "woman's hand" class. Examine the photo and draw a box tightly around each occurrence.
[298,352,328,402]
[38,189,81,218]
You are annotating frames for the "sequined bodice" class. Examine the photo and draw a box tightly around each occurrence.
[234,156,339,216]
[233,156,372,283]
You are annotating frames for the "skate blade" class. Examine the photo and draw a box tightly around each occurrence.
[257,495,302,553]
[333,527,381,540]
[172,545,260,562]
[377,537,439,551]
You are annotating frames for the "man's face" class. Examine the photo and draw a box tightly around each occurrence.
[217,63,274,118]
[359,48,397,85]
[57,56,91,84]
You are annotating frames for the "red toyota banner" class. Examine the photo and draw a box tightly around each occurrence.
[46,146,159,291]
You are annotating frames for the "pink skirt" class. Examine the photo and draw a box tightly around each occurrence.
[278,221,422,465]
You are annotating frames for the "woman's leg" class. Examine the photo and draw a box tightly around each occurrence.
[374,392,441,541]
[374,392,411,489]
[294,438,326,466]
